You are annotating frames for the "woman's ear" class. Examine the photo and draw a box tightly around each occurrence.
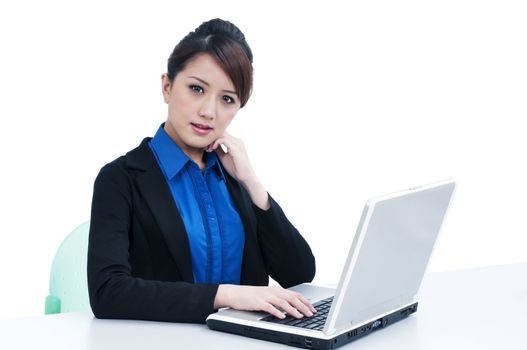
[161,73,172,103]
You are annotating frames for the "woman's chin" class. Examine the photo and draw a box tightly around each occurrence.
[187,140,213,152]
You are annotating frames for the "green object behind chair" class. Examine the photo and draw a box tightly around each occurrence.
[45,221,91,314]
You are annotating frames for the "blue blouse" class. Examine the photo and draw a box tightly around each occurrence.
[149,124,245,284]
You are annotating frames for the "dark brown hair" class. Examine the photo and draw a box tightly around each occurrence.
[167,19,253,107]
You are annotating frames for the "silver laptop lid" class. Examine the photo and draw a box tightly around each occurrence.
[324,180,456,334]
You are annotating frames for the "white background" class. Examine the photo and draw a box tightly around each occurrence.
[0,0,526,319]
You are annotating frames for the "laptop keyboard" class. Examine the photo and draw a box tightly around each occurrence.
[261,296,333,331]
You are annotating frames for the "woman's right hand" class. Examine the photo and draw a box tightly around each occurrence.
[213,285,317,319]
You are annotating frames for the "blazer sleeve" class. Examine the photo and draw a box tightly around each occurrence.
[252,194,316,288]
[87,162,219,323]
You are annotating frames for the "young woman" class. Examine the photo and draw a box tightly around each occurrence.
[87,18,316,323]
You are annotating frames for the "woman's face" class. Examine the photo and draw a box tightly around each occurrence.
[161,53,241,159]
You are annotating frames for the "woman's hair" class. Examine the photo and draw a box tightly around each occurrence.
[167,18,253,108]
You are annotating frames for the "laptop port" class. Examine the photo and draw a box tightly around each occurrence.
[304,338,313,348]
[347,329,358,338]
[400,304,417,317]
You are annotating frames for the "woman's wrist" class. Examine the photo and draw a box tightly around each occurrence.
[240,177,270,210]
[214,284,233,309]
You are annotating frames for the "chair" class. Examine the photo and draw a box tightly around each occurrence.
[45,221,91,314]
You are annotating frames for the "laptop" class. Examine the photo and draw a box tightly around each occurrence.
[207,179,456,349]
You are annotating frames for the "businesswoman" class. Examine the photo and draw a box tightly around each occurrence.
[87,18,316,323]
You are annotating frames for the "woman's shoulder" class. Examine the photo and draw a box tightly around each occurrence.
[95,137,154,182]
[94,156,130,189]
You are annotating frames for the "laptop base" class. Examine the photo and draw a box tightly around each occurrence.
[207,302,418,349]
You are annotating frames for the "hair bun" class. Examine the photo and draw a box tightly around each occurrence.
[196,18,244,39]
[193,18,252,63]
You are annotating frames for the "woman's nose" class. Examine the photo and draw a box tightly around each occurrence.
[199,96,216,120]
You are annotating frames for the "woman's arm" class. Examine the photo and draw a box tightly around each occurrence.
[252,194,317,286]
[209,132,316,285]
[87,162,219,323]
[210,133,317,317]
[210,194,317,319]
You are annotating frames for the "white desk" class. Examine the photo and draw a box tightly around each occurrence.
[1,262,526,349]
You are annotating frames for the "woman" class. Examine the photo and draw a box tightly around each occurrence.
[87,18,316,323]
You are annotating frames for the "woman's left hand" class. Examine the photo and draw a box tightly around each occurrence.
[206,132,255,185]
[206,133,270,210]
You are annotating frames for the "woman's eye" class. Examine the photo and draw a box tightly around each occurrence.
[223,95,235,104]
[190,85,204,93]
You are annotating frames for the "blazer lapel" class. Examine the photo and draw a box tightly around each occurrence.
[127,138,194,283]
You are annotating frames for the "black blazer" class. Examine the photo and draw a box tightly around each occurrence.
[87,137,316,323]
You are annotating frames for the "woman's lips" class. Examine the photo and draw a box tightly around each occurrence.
[191,122,213,136]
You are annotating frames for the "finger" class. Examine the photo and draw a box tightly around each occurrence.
[219,143,229,153]
[272,297,304,319]
[295,293,317,313]
[211,138,223,151]
[262,302,286,319]
[286,294,313,318]
[213,135,242,154]
[212,138,230,153]
[211,142,226,157]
